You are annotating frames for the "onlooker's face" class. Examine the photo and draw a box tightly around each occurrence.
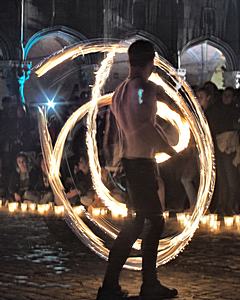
[78,158,89,174]
[222,89,234,105]
[196,90,210,110]
[16,156,28,172]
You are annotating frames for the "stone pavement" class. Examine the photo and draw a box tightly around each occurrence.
[0,212,239,300]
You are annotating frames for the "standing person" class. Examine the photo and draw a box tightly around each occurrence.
[96,40,178,300]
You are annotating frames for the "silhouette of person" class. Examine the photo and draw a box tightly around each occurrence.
[96,40,178,300]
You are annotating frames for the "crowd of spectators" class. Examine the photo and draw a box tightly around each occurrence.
[180,82,240,215]
[0,81,239,216]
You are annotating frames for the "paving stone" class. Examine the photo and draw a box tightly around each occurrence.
[0,212,239,299]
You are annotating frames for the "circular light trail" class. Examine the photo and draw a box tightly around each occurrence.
[35,40,215,270]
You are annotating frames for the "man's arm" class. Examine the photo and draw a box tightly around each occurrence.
[141,82,177,156]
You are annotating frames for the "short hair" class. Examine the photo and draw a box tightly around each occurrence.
[128,40,155,67]
[16,152,28,161]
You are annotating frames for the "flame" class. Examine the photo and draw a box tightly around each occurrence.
[35,41,215,270]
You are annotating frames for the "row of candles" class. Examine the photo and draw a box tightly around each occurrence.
[0,199,125,218]
[0,200,168,219]
[176,212,240,232]
[1,200,240,232]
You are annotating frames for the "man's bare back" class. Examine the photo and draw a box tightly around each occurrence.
[111,77,175,159]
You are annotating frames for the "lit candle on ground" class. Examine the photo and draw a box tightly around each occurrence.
[29,203,37,211]
[163,211,169,220]
[37,204,46,214]
[234,215,240,225]
[224,216,234,227]
[209,220,221,232]
[176,212,186,224]
[208,214,218,222]
[73,205,84,215]
[92,208,101,217]
[54,205,64,215]
[100,208,107,216]
[21,203,28,212]
[200,215,209,225]
[8,202,19,212]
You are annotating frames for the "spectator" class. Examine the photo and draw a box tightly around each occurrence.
[34,156,54,204]
[180,87,212,211]
[207,87,240,214]
[8,153,38,202]
[65,155,95,207]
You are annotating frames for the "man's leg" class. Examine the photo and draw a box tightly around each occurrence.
[141,214,165,284]
[102,214,145,290]
[140,214,178,299]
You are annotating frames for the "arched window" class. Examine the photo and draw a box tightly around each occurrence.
[24,26,93,105]
[180,38,237,89]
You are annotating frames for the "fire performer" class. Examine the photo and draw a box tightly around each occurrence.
[96,40,178,300]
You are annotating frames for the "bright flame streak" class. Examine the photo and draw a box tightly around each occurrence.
[38,107,110,259]
[35,43,128,78]
[36,41,215,270]
[154,101,190,163]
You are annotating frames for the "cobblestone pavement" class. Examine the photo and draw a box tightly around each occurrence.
[0,212,239,300]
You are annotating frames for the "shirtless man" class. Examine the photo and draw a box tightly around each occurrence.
[96,40,178,300]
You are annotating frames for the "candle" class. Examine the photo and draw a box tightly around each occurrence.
[54,205,64,215]
[208,214,218,221]
[21,203,28,212]
[37,204,46,214]
[224,216,234,227]
[209,220,221,232]
[100,208,107,216]
[163,211,169,220]
[8,202,19,212]
[73,205,84,215]
[200,215,209,225]
[234,215,240,225]
[92,208,101,217]
[176,212,186,223]
[29,203,37,211]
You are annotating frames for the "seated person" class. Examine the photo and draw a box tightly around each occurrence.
[34,156,54,204]
[8,153,39,202]
[65,155,95,206]
[101,166,126,204]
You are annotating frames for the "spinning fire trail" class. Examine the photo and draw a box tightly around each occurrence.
[34,40,215,270]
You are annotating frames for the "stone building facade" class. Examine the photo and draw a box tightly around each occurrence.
[0,0,239,102]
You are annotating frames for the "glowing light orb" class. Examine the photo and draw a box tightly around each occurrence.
[35,40,215,270]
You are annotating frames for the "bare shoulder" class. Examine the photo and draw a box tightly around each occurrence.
[140,80,164,101]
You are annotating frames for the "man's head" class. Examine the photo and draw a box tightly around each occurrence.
[222,86,235,105]
[196,87,211,111]
[78,156,89,174]
[128,40,155,68]
[16,153,28,173]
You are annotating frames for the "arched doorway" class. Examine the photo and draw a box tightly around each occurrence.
[180,38,237,89]
[0,34,13,103]
[24,26,93,105]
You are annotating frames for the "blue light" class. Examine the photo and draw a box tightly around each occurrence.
[138,88,144,104]
[47,99,56,109]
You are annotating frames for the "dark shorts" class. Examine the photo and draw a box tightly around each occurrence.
[121,157,162,217]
